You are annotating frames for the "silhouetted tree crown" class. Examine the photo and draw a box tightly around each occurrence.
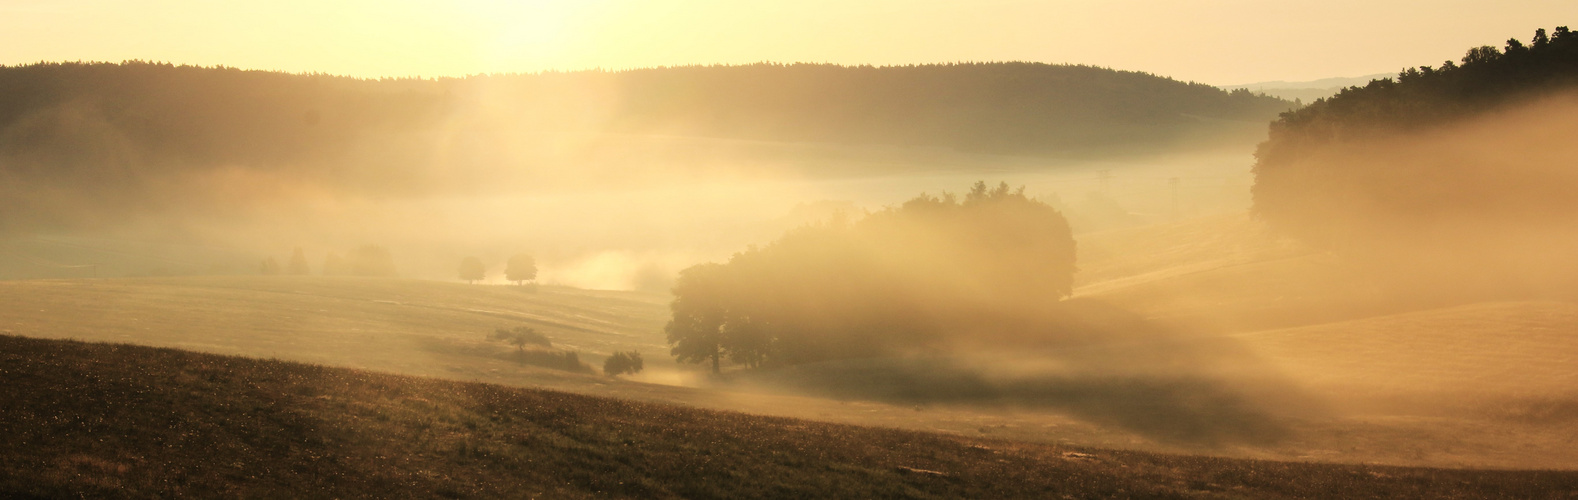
[505,254,537,284]
[665,263,731,374]
[603,351,644,377]
[1254,25,1578,174]
[492,326,551,351]
[458,257,485,283]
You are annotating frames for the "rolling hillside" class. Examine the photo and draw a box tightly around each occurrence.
[6,334,1576,498]
[1078,211,1578,411]
[5,261,1578,469]
[0,276,677,393]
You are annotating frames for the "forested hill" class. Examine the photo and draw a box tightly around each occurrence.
[1249,26,1578,290]
[1254,26,1578,158]
[0,61,1288,167]
[571,62,1290,152]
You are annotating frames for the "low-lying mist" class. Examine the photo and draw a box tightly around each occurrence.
[0,140,1255,287]
[1254,90,1578,300]
[0,61,1268,285]
[733,300,1316,446]
[651,182,1314,445]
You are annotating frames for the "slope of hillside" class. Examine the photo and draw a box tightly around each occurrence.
[0,276,677,392]
[1063,213,1578,467]
[1234,301,1578,402]
[6,335,1576,498]
[9,272,1578,469]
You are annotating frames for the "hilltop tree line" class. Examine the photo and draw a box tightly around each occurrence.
[0,61,1289,234]
[458,254,537,285]
[1254,27,1578,149]
[253,246,539,283]
[666,182,1076,373]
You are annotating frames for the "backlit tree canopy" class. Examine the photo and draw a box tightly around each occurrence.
[666,182,1076,372]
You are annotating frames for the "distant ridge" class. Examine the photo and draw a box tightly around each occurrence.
[1220,73,1393,102]
[0,60,1293,233]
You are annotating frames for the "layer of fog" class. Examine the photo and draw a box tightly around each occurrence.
[1,144,1255,288]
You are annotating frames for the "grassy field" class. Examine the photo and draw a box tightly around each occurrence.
[5,213,1578,473]
[0,276,686,391]
[6,334,1578,499]
[1077,214,1578,406]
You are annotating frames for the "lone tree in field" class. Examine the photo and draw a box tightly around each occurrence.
[458,257,486,284]
[492,326,550,351]
[505,254,537,285]
[665,263,731,374]
[603,351,644,376]
[322,252,346,276]
[287,247,310,275]
[259,257,281,275]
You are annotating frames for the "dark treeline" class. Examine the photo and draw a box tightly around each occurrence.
[1254,27,1578,146]
[1251,26,1578,292]
[666,182,1076,372]
[0,61,442,172]
[0,60,1289,234]
[0,60,1288,160]
[593,62,1289,151]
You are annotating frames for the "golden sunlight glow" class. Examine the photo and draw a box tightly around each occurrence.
[1,0,1575,84]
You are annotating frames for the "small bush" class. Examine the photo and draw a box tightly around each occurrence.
[515,350,593,374]
[603,351,644,376]
[492,327,551,350]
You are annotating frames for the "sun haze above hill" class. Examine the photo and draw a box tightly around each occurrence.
[2,1,1576,84]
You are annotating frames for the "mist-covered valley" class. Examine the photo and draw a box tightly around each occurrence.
[0,62,1273,286]
[6,17,1578,498]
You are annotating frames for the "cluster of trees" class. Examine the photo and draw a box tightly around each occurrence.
[457,254,537,284]
[259,247,312,275]
[492,326,552,351]
[250,247,541,282]
[666,182,1076,374]
[598,62,1290,153]
[1251,26,1578,251]
[1255,27,1578,148]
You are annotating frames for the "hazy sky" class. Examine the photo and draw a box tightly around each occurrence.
[2,0,1575,85]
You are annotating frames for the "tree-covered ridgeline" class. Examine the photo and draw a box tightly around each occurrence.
[0,60,1290,234]
[666,182,1076,373]
[0,60,1289,172]
[1251,26,1578,251]
[1256,27,1578,148]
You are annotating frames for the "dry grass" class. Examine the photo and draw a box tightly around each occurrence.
[7,230,1578,471]
[0,276,674,387]
[5,335,1577,499]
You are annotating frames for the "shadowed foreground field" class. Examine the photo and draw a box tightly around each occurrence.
[3,335,1577,498]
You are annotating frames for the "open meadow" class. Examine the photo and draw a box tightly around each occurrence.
[6,212,1578,472]
[7,10,1578,496]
